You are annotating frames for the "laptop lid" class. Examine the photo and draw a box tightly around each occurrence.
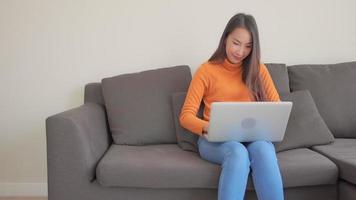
[205,102,292,142]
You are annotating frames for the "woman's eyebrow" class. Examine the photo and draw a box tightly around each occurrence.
[232,38,252,45]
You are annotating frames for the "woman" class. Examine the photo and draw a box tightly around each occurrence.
[179,13,283,200]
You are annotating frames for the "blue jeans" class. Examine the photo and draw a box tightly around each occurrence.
[198,137,284,200]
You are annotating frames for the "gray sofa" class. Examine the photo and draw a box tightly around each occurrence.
[46,62,356,200]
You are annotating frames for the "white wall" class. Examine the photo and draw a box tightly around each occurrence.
[0,0,355,196]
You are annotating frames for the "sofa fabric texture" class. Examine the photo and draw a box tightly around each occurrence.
[171,92,202,152]
[312,139,356,185]
[102,65,191,145]
[96,145,338,189]
[265,63,290,94]
[96,144,219,188]
[288,62,356,138]
[274,90,334,152]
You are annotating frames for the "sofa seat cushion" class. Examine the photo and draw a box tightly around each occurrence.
[96,144,220,189]
[276,148,337,188]
[97,145,337,189]
[312,139,356,184]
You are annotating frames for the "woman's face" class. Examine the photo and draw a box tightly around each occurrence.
[225,27,252,64]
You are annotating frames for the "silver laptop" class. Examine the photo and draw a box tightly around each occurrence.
[204,102,293,142]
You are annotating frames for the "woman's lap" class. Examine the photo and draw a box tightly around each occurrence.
[198,137,276,164]
[198,137,250,164]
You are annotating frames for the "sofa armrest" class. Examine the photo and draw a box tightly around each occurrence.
[46,103,111,186]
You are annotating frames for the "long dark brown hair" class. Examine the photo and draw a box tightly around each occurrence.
[209,13,267,101]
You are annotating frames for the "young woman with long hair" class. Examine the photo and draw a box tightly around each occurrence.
[180,13,283,200]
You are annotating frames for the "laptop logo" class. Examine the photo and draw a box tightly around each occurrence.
[241,118,256,129]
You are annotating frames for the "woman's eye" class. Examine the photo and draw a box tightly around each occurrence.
[246,46,252,48]
[233,42,240,45]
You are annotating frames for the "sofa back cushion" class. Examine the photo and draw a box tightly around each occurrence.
[275,90,334,152]
[288,62,356,138]
[102,65,192,145]
[171,92,203,152]
[265,63,290,94]
[84,83,105,105]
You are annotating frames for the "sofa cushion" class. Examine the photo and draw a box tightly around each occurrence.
[96,144,220,189]
[312,139,356,185]
[274,90,334,152]
[288,62,356,138]
[96,145,337,189]
[277,148,338,188]
[171,92,204,152]
[265,63,290,94]
[84,83,105,105]
[102,66,192,145]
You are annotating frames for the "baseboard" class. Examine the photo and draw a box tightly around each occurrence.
[0,183,47,197]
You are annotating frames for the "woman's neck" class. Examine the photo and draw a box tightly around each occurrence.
[222,58,242,71]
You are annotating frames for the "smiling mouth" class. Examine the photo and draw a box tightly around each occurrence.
[234,56,243,60]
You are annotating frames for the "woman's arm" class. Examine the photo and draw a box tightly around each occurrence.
[179,65,209,136]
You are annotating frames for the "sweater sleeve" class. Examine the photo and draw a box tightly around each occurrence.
[260,64,281,102]
[179,66,209,136]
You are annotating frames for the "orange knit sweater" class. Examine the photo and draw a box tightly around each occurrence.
[179,59,280,136]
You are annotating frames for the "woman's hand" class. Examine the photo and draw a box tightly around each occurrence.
[202,123,209,135]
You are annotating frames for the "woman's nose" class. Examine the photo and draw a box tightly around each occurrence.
[236,47,244,56]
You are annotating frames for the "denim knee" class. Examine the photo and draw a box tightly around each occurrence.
[223,141,250,164]
[247,141,276,160]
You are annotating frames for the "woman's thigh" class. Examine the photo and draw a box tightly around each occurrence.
[197,137,247,165]
[246,140,277,160]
